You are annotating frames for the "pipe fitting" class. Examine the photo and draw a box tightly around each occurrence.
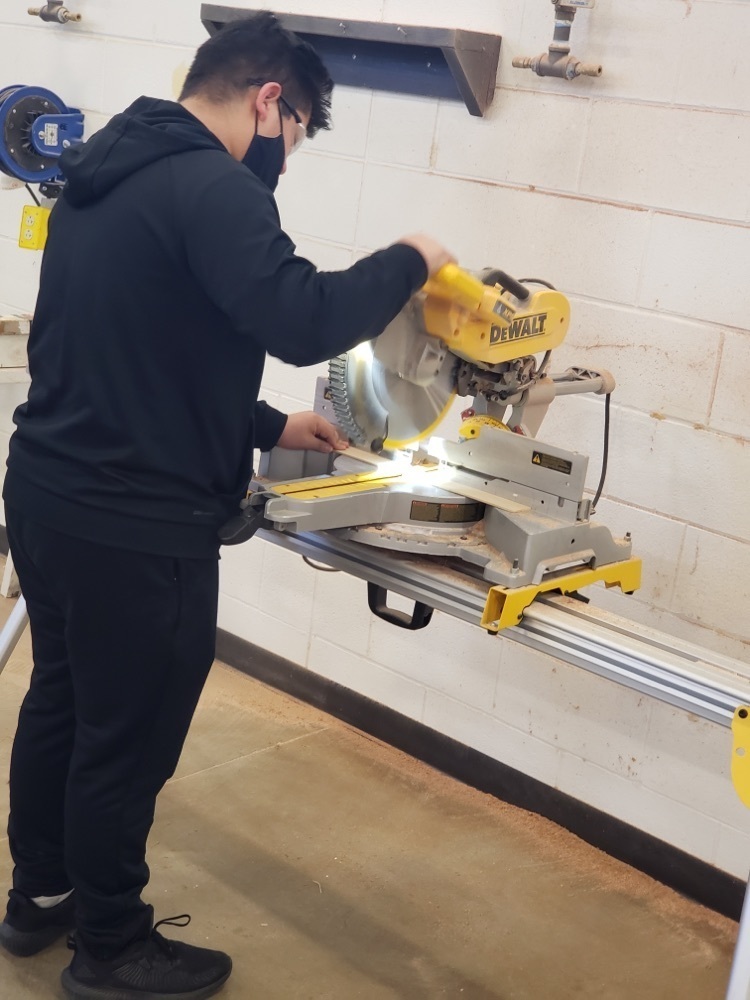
[28,3,81,23]
[514,0,601,81]
[512,53,602,80]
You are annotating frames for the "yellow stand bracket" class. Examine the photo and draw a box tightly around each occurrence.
[480,557,643,632]
[731,707,750,807]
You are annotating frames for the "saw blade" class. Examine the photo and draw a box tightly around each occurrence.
[329,332,457,452]
[374,353,456,450]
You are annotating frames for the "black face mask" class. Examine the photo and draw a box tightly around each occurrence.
[242,107,285,192]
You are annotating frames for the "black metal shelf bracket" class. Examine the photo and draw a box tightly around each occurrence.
[200,6,502,117]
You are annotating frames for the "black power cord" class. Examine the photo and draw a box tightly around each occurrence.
[591,392,611,512]
[302,556,339,573]
[519,277,556,289]
[24,183,41,207]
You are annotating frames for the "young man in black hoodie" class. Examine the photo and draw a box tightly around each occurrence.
[0,12,453,999]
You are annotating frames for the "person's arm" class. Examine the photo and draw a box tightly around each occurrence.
[254,400,288,452]
[179,160,450,366]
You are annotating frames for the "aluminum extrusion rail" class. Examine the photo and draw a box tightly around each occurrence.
[259,528,750,728]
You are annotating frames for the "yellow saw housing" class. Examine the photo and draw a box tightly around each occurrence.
[421,264,571,366]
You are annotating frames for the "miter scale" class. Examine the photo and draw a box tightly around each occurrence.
[221,264,641,631]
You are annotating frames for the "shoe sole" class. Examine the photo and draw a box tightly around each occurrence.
[60,968,231,1000]
[0,920,70,957]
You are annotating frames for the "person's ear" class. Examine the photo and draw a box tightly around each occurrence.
[253,81,282,124]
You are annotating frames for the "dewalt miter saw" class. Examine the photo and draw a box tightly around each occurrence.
[223,264,641,632]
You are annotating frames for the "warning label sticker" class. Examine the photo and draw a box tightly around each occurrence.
[532,451,572,475]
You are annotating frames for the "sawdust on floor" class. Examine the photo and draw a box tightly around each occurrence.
[210,661,737,956]
[325,708,737,944]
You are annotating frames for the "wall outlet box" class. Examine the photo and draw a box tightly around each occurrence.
[18,204,50,251]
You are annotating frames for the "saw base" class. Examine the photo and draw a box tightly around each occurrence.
[340,501,634,591]
[253,427,640,625]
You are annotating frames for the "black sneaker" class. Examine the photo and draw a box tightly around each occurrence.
[61,914,232,1000]
[0,888,76,957]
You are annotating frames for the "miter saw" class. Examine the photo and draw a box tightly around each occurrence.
[222,264,641,632]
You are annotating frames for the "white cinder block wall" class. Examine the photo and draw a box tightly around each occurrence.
[0,0,749,877]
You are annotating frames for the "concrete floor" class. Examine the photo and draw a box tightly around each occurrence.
[0,593,737,1000]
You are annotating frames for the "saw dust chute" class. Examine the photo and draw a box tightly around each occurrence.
[224,264,641,632]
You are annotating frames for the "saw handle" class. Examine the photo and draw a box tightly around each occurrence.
[480,268,530,301]
[367,584,434,630]
[426,263,530,310]
[426,263,488,310]
[218,493,270,545]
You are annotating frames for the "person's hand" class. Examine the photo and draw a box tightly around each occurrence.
[397,233,456,276]
[276,412,349,453]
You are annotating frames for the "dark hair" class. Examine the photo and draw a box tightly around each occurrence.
[180,11,333,137]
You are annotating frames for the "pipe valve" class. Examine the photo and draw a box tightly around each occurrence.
[513,0,601,81]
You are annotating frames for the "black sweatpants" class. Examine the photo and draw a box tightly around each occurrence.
[4,506,219,958]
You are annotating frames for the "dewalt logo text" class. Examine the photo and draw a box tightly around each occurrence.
[492,299,514,323]
[490,313,548,345]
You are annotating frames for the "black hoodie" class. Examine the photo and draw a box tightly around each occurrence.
[3,98,427,558]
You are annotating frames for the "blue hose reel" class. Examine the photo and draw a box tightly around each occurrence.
[0,85,83,185]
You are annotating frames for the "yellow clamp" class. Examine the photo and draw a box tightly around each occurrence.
[731,706,750,807]
[481,557,642,632]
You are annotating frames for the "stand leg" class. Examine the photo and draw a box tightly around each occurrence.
[726,873,750,999]
[0,595,28,678]
[1,551,20,598]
